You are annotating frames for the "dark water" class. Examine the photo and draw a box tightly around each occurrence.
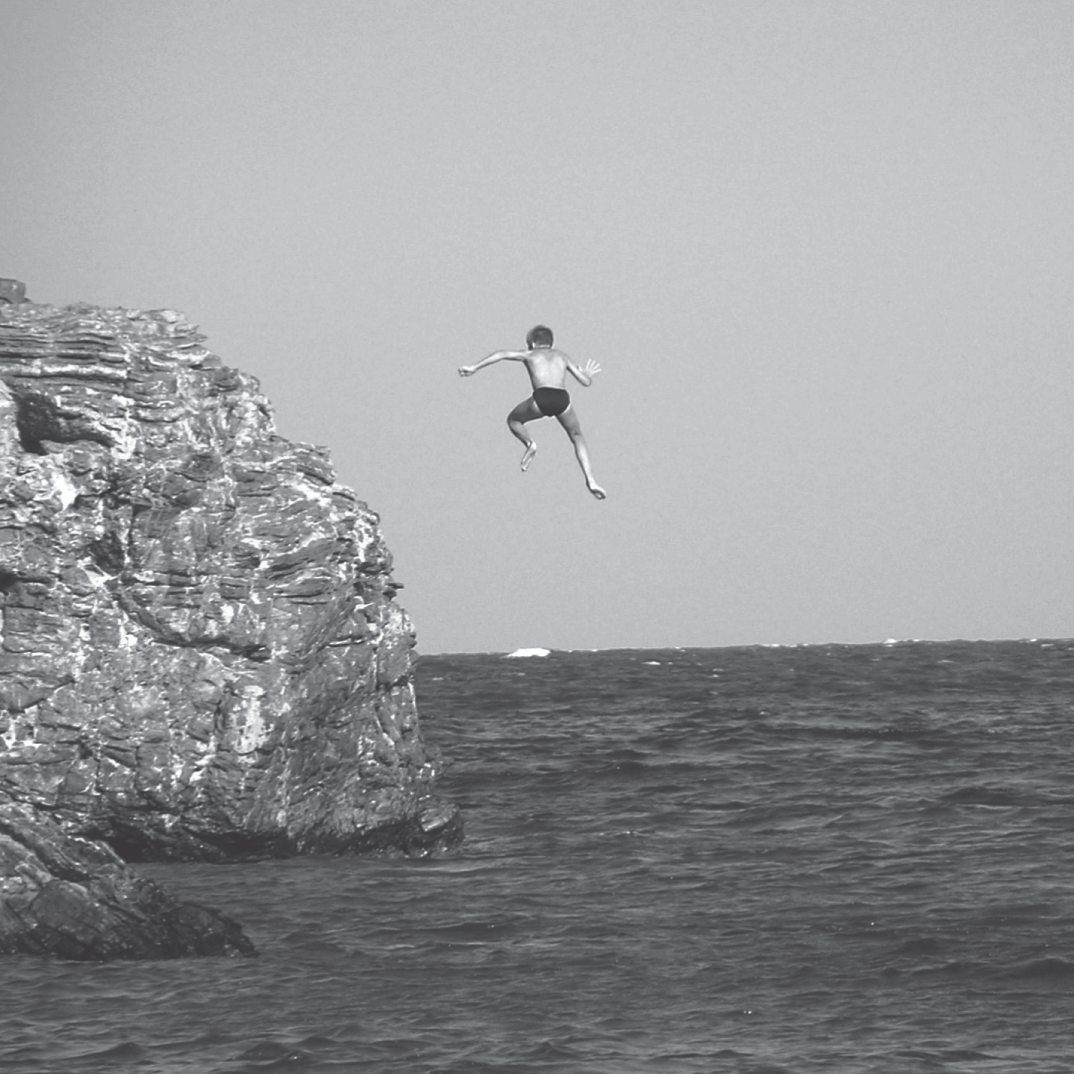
[3,640,1074,1073]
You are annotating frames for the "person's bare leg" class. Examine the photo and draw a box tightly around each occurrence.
[507,398,542,471]
[557,406,606,500]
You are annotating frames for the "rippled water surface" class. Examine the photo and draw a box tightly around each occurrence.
[3,641,1074,1073]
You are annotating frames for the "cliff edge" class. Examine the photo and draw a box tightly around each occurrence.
[0,286,461,866]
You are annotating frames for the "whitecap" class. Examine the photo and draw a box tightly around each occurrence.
[504,647,551,658]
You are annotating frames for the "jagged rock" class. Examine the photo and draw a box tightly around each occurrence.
[0,801,255,959]
[0,299,461,862]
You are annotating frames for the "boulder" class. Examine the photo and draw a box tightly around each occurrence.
[0,299,461,862]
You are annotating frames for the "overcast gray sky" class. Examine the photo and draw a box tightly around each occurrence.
[3,0,1072,653]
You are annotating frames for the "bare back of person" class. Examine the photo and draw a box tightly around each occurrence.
[521,348,572,392]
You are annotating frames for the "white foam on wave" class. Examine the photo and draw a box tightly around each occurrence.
[504,647,551,658]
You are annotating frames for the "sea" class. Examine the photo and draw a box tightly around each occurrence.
[2,640,1074,1074]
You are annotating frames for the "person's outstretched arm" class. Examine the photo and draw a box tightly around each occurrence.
[458,350,526,377]
[567,358,602,387]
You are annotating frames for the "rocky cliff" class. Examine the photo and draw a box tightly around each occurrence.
[0,290,460,867]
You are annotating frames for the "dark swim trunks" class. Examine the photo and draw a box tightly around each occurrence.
[533,387,571,417]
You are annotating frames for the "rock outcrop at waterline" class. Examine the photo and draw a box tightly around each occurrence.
[0,800,254,959]
[0,289,460,869]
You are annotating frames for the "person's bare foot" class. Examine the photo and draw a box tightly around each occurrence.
[587,481,606,500]
[520,442,537,471]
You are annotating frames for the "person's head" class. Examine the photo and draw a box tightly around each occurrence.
[526,325,553,349]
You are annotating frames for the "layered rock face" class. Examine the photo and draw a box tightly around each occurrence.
[0,295,460,864]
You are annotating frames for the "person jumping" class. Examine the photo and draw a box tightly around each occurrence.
[458,325,606,500]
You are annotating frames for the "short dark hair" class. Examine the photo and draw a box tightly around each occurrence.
[526,325,553,348]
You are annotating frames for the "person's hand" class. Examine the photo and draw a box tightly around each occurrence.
[458,365,475,377]
[583,359,602,377]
